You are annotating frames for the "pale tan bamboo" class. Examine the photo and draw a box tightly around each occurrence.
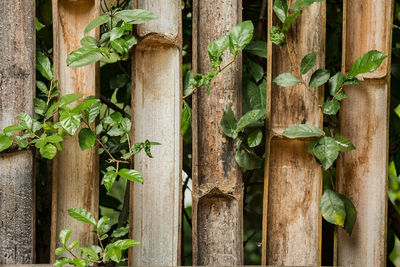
[0,0,35,263]
[50,0,100,262]
[129,0,182,265]
[262,0,326,265]
[191,0,243,265]
[336,1,393,266]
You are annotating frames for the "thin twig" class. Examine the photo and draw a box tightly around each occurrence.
[256,0,268,40]
[100,95,130,118]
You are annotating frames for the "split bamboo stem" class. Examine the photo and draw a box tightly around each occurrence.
[50,0,100,262]
[0,0,35,263]
[129,0,182,265]
[262,0,326,265]
[336,1,393,266]
[192,0,243,265]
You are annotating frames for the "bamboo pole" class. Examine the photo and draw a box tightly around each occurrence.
[50,0,100,261]
[336,1,393,266]
[191,0,243,265]
[129,0,182,265]
[0,0,35,263]
[262,0,325,265]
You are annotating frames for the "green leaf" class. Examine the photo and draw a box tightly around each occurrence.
[55,247,66,256]
[347,50,387,79]
[243,80,266,111]
[18,112,33,130]
[270,26,286,46]
[68,240,80,250]
[3,125,25,133]
[273,72,301,87]
[273,0,288,23]
[85,101,102,123]
[115,9,157,24]
[106,245,122,263]
[111,112,123,124]
[102,171,118,192]
[339,194,357,234]
[34,98,47,116]
[282,10,302,33]
[60,93,84,106]
[220,106,238,139]
[309,69,330,88]
[181,100,192,136]
[68,207,97,226]
[229,20,254,52]
[247,129,263,147]
[283,124,325,138]
[97,216,111,235]
[16,136,28,149]
[111,38,130,55]
[334,136,355,152]
[244,41,267,58]
[36,81,49,94]
[40,143,57,159]
[77,247,99,261]
[207,35,229,68]
[35,17,45,31]
[71,258,86,267]
[78,128,96,150]
[84,15,109,35]
[107,128,125,136]
[109,26,125,42]
[322,100,340,115]
[72,98,100,113]
[246,57,264,82]
[80,36,98,47]
[235,146,263,171]
[320,189,346,226]
[118,168,144,184]
[343,77,360,85]
[36,51,53,80]
[67,47,103,68]
[54,257,73,266]
[300,53,317,75]
[124,35,137,49]
[32,120,42,132]
[46,135,63,143]
[59,110,82,135]
[290,0,325,11]
[59,228,72,245]
[120,118,132,132]
[328,72,346,100]
[313,137,340,170]
[236,109,266,131]
[111,226,129,238]
[112,239,140,250]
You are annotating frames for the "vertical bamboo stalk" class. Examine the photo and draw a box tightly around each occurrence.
[129,0,182,265]
[191,0,243,265]
[336,1,393,266]
[50,0,100,261]
[262,0,325,265]
[0,0,35,263]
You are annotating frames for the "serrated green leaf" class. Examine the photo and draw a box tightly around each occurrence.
[18,112,33,130]
[290,0,325,11]
[60,93,84,106]
[102,171,118,192]
[3,125,25,133]
[112,239,140,250]
[229,20,254,52]
[124,35,137,49]
[59,110,81,135]
[300,53,317,75]
[67,47,104,68]
[59,229,72,245]
[273,72,301,87]
[334,136,355,152]
[273,0,288,22]
[322,100,340,115]
[72,98,100,113]
[309,69,330,88]
[105,245,122,263]
[236,109,266,131]
[107,128,125,136]
[55,247,66,256]
[40,143,57,159]
[85,101,102,123]
[118,168,144,184]
[247,129,263,147]
[120,118,132,132]
[84,15,109,35]
[111,38,130,55]
[36,51,53,80]
[111,226,129,238]
[208,35,229,69]
[115,9,157,24]
[78,128,96,150]
[320,189,346,226]
[347,50,387,79]
[46,135,63,143]
[313,137,340,170]
[283,124,325,138]
[97,216,111,235]
[220,106,238,138]
[68,208,97,226]
[244,41,267,58]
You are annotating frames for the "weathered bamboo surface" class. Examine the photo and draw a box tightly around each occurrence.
[262,0,325,265]
[192,0,243,265]
[0,0,35,264]
[336,1,393,266]
[130,0,182,265]
[50,0,100,261]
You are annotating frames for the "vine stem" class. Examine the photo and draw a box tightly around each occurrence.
[285,36,320,105]
[332,86,344,101]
